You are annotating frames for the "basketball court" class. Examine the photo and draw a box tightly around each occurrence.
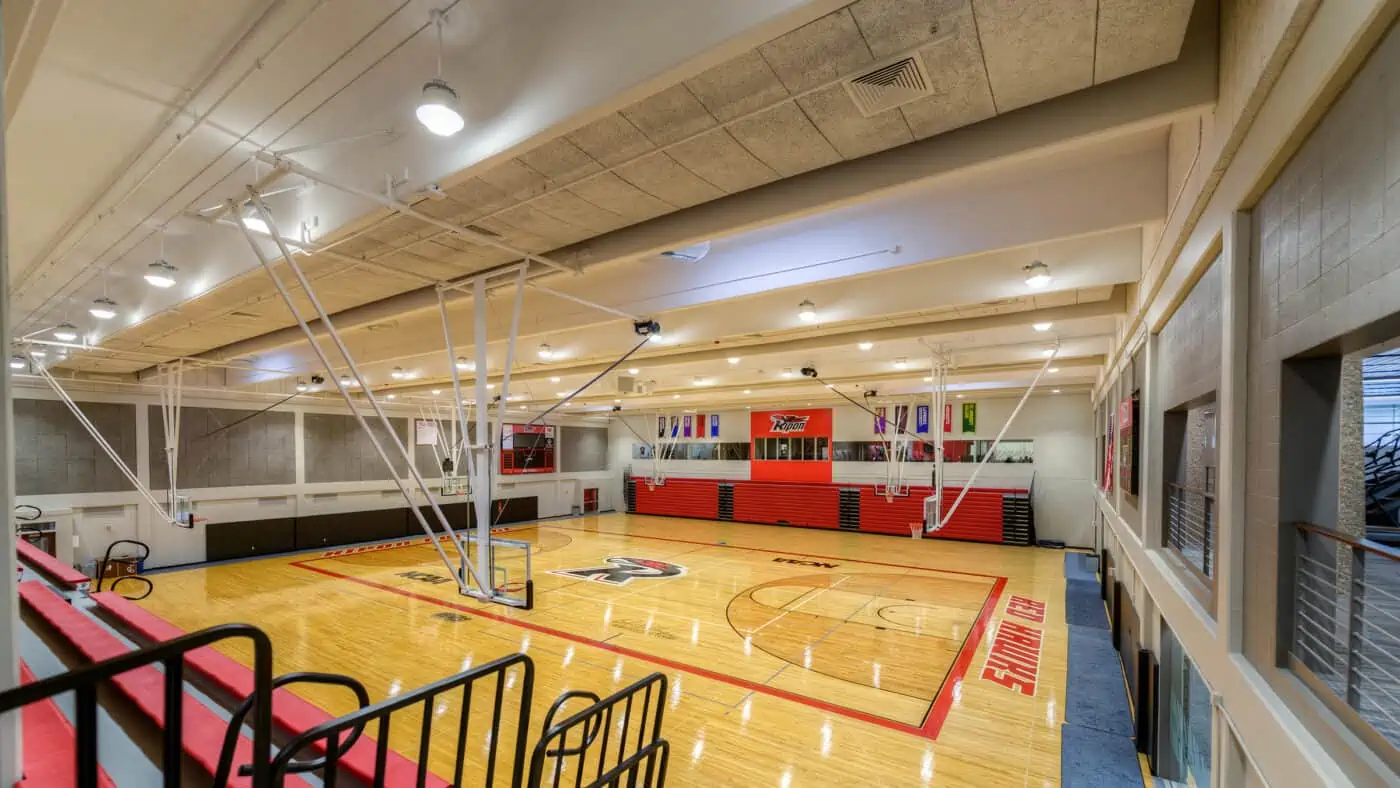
[136,514,1067,786]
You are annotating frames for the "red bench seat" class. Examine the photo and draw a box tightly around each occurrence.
[89,592,448,787]
[18,581,308,787]
[15,662,117,788]
[16,541,89,593]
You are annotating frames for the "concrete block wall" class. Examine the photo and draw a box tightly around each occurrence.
[1158,256,1223,410]
[13,399,137,495]
[147,406,295,489]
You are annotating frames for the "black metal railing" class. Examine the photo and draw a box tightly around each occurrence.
[214,672,371,785]
[1289,522,1400,761]
[1165,482,1215,580]
[527,673,669,788]
[264,653,534,786]
[0,623,274,787]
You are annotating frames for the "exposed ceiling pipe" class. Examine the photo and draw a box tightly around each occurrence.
[376,289,1125,395]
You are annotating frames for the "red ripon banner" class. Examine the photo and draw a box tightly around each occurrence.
[750,408,833,483]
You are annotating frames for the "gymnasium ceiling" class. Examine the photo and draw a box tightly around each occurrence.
[6,0,1213,413]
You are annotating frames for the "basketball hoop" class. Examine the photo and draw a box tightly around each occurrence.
[909,523,923,540]
[441,475,468,496]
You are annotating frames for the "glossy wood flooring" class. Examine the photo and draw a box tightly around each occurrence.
[139,514,1070,786]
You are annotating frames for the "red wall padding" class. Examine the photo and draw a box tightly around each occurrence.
[633,477,719,520]
[733,480,839,529]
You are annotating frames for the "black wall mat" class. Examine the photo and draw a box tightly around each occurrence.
[1134,649,1157,756]
[205,518,297,562]
[493,497,538,524]
[295,508,407,550]
[406,501,474,537]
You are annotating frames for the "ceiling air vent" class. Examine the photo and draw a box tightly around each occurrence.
[843,54,933,117]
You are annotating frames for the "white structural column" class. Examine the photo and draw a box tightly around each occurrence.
[471,276,492,593]
[0,12,21,773]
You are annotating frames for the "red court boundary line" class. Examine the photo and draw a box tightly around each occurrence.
[289,558,1008,741]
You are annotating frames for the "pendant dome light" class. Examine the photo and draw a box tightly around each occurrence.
[416,11,464,137]
[52,322,78,342]
[145,231,177,288]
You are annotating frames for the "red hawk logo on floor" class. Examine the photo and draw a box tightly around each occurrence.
[768,414,810,433]
[549,557,686,586]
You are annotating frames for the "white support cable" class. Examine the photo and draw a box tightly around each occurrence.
[938,349,1057,530]
[470,276,492,595]
[158,361,185,521]
[491,266,529,457]
[33,362,180,526]
[437,283,481,492]
[237,195,488,595]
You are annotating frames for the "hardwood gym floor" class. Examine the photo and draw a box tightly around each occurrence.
[138,514,1070,786]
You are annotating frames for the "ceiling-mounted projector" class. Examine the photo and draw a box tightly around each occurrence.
[658,241,710,263]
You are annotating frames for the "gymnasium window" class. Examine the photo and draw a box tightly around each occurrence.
[832,439,1033,462]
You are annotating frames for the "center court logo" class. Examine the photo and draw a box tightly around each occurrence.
[768,414,810,433]
[549,557,686,586]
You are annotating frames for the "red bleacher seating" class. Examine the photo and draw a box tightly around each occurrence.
[18,581,309,788]
[732,480,840,528]
[88,591,448,788]
[16,662,117,788]
[16,540,90,594]
[634,477,719,519]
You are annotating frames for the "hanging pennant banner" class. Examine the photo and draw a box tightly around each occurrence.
[961,402,977,433]
[894,405,909,432]
[710,413,720,437]
[657,416,666,439]
[943,403,953,433]
[670,416,679,437]
[683,415,693,437]
[916,404,930,434]
[696,414,706,437]
[874,406,887,434]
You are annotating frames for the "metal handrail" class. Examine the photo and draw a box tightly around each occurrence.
[1166,481,1216,498]
[268,652,534,787]
[214,672,371,785]
[527,673,669,788]
[0,623,274,787]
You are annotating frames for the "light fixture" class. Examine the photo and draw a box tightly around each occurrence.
[672,393,681,399]
[781,368,794,378]
[743,389,751,394]
[550,376,561,383]
[956,393,965,399]
[455,356,474,371]
[52,322,78,342]
[556,391,571,397]
[386,393,397,400]
[727,357,740,365]
[240,203,270,235]
[8,356,25,370]
[30,350,45,359]
[339,374,358,388]
[691,377,708,386]
[538,343,553,359]
[1023,261,1052,289]
[416,12,464,137]
[923,376,932,382]
[1041,349,1055,358]
[431,389,442,395]
[797,300,817,322]
[1053,389,1062,394]
[613,399,621,404]
[1033,322,1053,332]
[562,401,571,407]
[89,297,118,320]
[858,341,874,351]
[145,260,177,288]
[486,383,496,389]
[296,380,308,393]
[1049,367,1060,373]
[893,358,908,370]
[390,366,407,379]
[626,368,639,375]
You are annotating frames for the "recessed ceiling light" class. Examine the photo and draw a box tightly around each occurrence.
[1053,389,1061,394]
[431,389,442,395]
[673,393,681,399]
[956,393,964,399]
[923,376,932,382]
[550,376,561,383]
[1041,349,1055,357]
[144,260,178,288]
[556,391,571,397]
[1023,261,1052,289]
[52,322,78,342]
[614,399,621,403]
[1033,322,1053,332]
[691,377,709,386]
[626,368,639,375]
[858,341,874,351]
[486,383,496,389]
[743,389,751,394]
[386,393,397,400]
[727,357,741,365]
[89,298,118,320]
[780,368,794,378]
[893,358,908,370]
[1049,367,1059,373]
[797,300,817,322]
